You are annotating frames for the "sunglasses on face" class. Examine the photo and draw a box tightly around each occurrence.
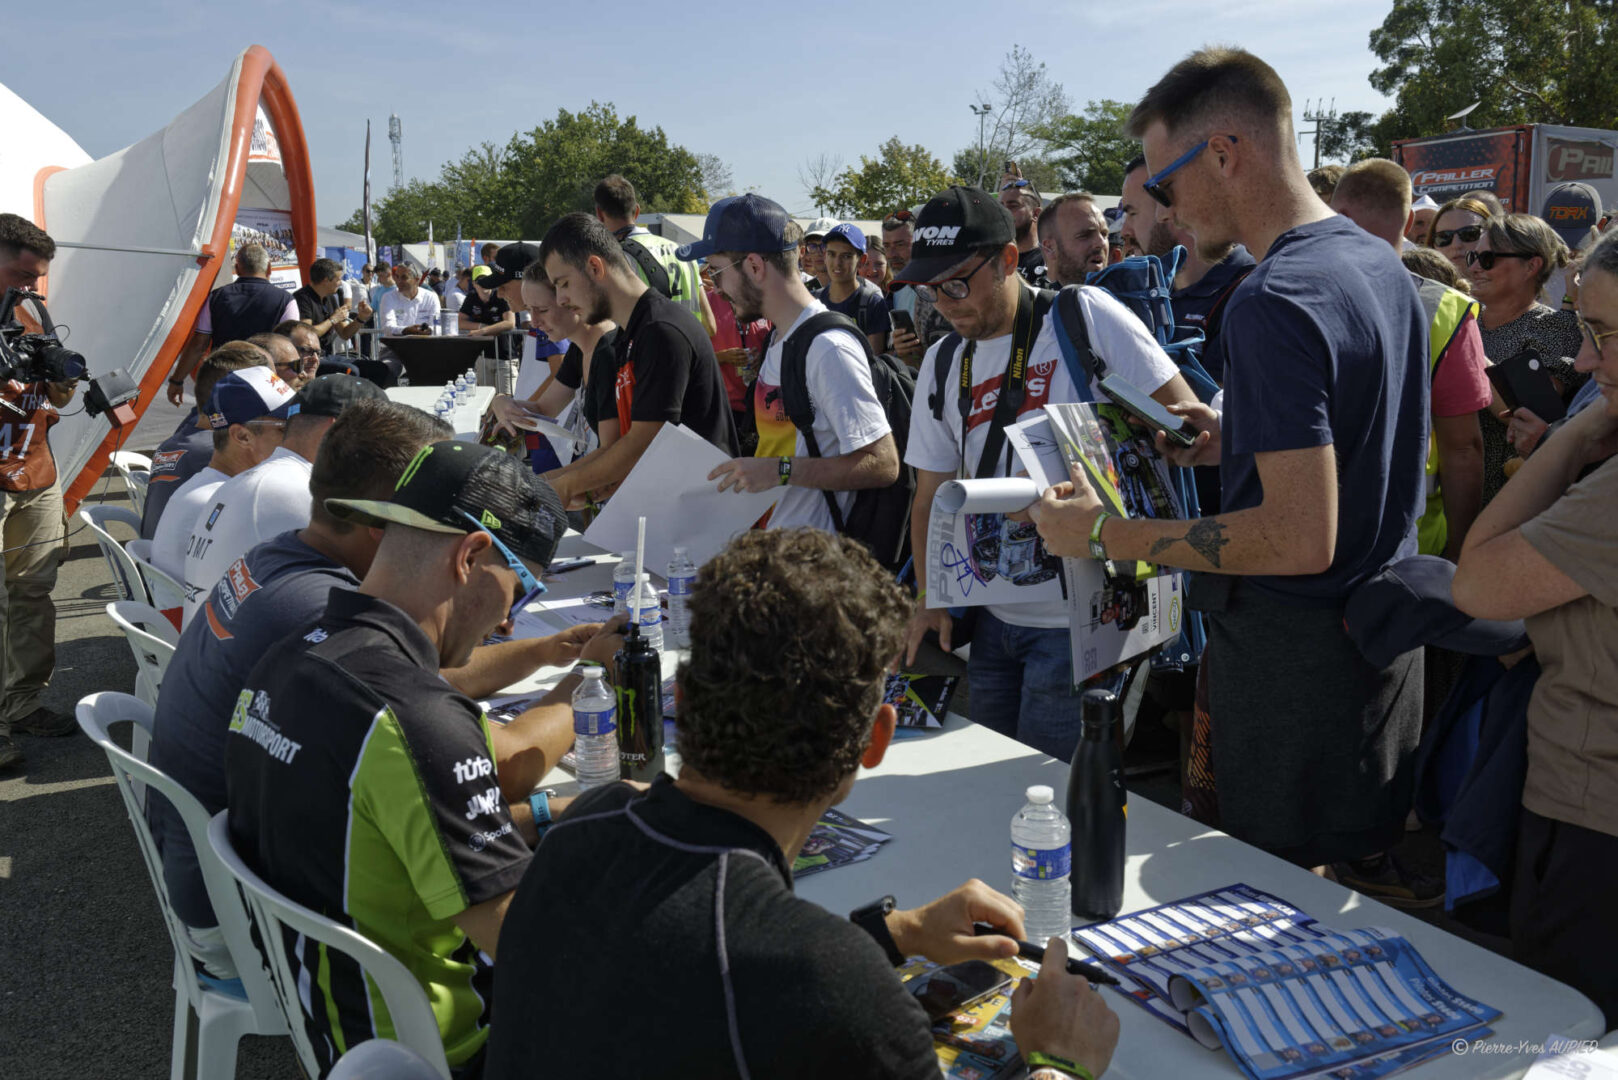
[456,509,546,622]
[1465,250,1532,270]
[1144,135,1238,208]
[914,252,996,304]
[1433,225,1483,248]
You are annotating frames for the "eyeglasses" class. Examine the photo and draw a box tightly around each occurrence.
[1433,225,1484,249]
[295,345,321,359]
[456,509,546,622]
[802,241,826,253]
[1465,250,1533,271]
[1578,315,1618,355]
[705,258,743,279]
[246,419,286,431]
[914,252,996,303]
[1144,135,1237,208]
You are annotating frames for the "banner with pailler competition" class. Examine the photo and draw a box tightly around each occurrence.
[1396,128,1530,210]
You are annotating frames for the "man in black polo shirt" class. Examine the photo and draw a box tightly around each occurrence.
[293,257,371,355]
[457,273,516,359]
[226,441,576,1076]
[485,529,1119,1080]
[537,212,738,508]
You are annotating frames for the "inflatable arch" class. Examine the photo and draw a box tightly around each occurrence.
[2,45,317,512]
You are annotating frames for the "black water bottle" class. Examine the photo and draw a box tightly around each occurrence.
[1068,689,1127,919]
[614,621,663,782]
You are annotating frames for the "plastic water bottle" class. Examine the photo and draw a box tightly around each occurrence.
[612,554,637,617]
[441,308,458,336]
[629,574,663,653]
[1011,785,1073,944]
[571,666,620,789]
[666,547,696,649]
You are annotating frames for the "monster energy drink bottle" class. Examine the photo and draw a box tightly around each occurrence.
[613,619,662,781]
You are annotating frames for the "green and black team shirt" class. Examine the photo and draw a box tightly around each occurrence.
[225,587,530,1072]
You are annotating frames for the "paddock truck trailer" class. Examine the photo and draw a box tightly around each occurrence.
[1393,124,1618,224]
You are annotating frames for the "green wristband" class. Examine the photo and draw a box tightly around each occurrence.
[1024,1051,1096,1080]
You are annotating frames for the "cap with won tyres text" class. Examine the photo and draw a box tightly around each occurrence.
[205,367,298,430]
[479,242,543,290]
[290,374,387,419]
[325,440,567,567]
[1541,182,1605,250]
[888,186,1014,286]
[675,194,798,262]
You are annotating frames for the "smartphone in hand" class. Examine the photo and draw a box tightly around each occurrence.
[1099,374,1199,448]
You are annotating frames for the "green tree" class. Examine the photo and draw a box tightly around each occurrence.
[341,102,716,245]
[1367,0,1618,150]
[960,46,1073,189]
[1032,99,1139,195]
[811,138,959,219]
[1314,110,1379,165]
[950,149,1064,195]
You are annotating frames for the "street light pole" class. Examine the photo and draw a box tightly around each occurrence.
[970,103,992,189]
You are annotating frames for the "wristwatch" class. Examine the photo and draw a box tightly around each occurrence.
[1088,511,1113,561]
[777,456,793,486]
[528,788,557,842]
[848,895,905,966]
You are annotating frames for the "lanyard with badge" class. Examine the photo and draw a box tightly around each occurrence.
[957,283,1040,480]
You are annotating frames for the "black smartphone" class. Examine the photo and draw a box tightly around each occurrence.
[1484,348,1567,422]
[1099,374,1199,448]
[907,960,1012,1023]
[890,310,916,336]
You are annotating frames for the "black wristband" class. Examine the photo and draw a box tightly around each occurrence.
[848,895,904,966]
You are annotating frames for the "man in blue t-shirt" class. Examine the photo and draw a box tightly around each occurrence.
[1028,48,1429,873]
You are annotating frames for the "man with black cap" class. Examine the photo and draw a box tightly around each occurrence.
[682,195,899,533]
[897,186,1190,760]
[226,440,579,1077]
[178,374,386,624]
[537,213,738,508]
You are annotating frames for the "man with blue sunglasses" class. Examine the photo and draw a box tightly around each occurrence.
[226,440,614,1077]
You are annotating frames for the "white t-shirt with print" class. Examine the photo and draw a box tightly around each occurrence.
[753,301,892,534]
[180,446,313,626]
[906,285,1180,628]
[151,466,228,584]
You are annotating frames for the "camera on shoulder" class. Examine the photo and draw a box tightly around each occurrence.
[1,287,139,424]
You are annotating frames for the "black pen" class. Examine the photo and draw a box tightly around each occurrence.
[972,922,1120,986]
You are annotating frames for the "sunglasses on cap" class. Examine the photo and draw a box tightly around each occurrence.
[1434,225,1484,248]
[882,209,914,228]
[1465,250,1533,271]
[456,509,546,622]
[999,179,1031,192]
[1144,136,1238,208]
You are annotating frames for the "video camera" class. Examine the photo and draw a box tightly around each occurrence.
[0,287,139,425]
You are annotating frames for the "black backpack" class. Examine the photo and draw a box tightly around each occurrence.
[621,238,678,301]
[778,312,917,571]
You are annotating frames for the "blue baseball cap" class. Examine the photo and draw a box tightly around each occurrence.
[676,194,798,262]
[823,223,867,254]
[204,367,298,429]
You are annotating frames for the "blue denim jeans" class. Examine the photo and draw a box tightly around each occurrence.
[967,609,1084,761]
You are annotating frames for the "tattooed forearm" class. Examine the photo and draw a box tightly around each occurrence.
[1147,519,1230,568]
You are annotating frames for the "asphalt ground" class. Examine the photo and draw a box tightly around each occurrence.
[0,396,1510,1077]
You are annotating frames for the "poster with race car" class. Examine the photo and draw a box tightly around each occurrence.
[923,498,1066,611]
[1021,404,1188,682]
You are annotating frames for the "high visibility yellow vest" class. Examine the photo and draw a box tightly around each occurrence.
[1413,277,1480,556]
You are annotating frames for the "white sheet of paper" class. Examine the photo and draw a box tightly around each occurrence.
[584,424,782,573]
[512,411,586,445]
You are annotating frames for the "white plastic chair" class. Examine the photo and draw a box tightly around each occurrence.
[78,504,147,604]
[127,538,185,630]
[106,600,179,709]
[110,450,153,517]
[328,1039,449,1080]
[76,693,287,1080]
[206,813,453,1080]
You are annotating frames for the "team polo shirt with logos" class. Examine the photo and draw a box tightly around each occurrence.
[225,588,530,1073]
[149,530,358,929]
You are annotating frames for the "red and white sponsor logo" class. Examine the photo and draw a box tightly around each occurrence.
[965,357,1059,431]
[1546,139,1615,182]
[1412,166,1497,188]
[150,449,186,478]
[213,558,261,624]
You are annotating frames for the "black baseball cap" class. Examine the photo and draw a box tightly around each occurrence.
[478,242,544,290]
[676,194,797,262]
[290,374,386,419]
[325,441,567,567]
[889,186,1014,286]
[1541,182,1605,250]
[1344,555,1529,669]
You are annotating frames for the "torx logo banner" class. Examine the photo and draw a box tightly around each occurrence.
[1546,138,1615,181]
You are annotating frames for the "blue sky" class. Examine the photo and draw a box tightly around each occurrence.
[13,0,1399,227]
